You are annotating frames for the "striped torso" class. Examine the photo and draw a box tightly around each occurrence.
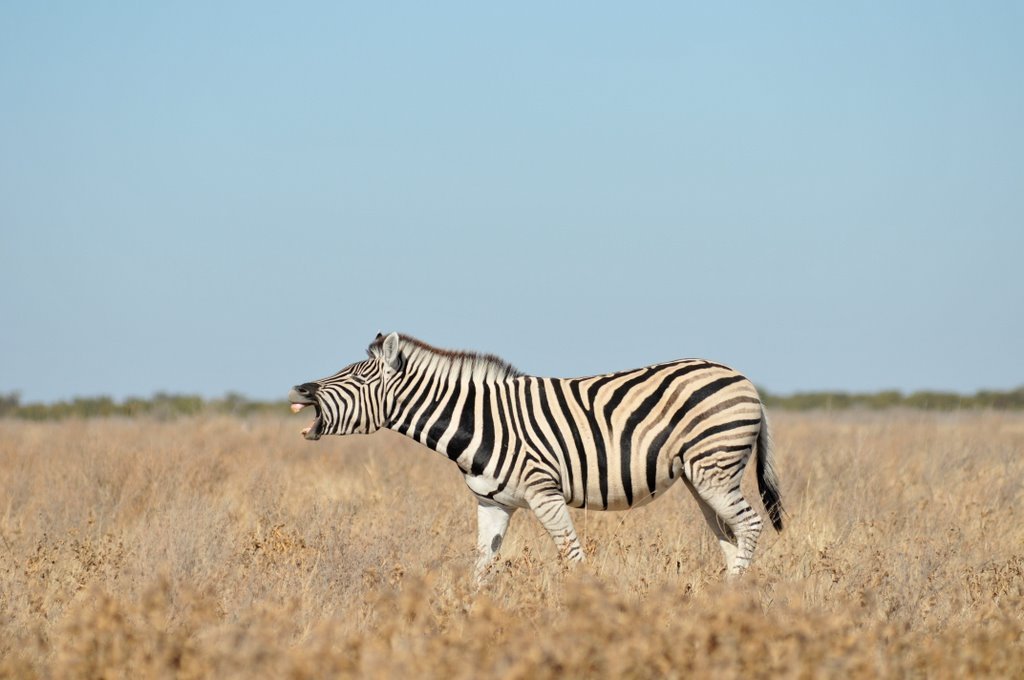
[388,358,761,511]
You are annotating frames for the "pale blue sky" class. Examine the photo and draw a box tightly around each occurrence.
[1,2,1022,402]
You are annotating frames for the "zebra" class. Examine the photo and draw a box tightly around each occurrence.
[289,332,784,579]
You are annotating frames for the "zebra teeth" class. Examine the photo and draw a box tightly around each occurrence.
[301,410,323,440]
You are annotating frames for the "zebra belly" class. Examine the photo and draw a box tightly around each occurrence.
[463,473,529,508]
[592,473,678,510]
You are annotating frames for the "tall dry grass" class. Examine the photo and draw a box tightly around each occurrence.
[1,411,1022,678]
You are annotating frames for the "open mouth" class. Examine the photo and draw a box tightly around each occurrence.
[288,389,323,440]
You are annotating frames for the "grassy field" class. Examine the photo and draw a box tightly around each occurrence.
[1,411,1022,678]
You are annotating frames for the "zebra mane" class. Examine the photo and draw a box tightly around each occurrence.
[367,333,522,380]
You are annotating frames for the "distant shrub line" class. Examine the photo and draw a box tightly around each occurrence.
[760,387,1024,411]
[0,392,283,421]
[1,387,1023,420]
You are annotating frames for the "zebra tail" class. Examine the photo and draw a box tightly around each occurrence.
[755,405,785,532]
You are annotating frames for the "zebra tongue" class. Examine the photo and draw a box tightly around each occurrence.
[291,403,306,413]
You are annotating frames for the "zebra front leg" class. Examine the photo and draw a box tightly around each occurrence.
[474,499,516,581]
[527,490,584,564]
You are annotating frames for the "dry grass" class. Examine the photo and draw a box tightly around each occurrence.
[1,411,1022,678]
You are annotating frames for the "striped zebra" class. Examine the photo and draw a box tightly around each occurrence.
[290,332,783,579]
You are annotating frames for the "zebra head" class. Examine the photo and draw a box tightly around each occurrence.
[289,332,403,440]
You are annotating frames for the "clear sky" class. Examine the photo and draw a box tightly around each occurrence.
[1,2,1022,403]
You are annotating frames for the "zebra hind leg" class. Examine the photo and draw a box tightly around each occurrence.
[685,456,763,577]
[682,477,739,571]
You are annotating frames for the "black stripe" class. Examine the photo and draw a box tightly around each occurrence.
[489,382,513,478]
[486,438,534,500]
[682,394,760,436]
[585,372,626,408]
[470,382,494,475]
[513,379,548,458]
[681,418,762,459]
[324,391,344,429]
[392,365,431,432]
[426,377,461,456]
[536,381,575,506]
[552,381,589,507]
[716,457,747,471]
[603,366,661,421]
[569,380,609,509]
[688,443,750,465]
[446,380,475,463]
[408,375,441,439]
[601,366,661,506]
[523,380,558,471]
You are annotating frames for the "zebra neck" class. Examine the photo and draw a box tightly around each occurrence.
[386,356,508,467]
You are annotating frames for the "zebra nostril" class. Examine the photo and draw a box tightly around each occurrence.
[295,382,319,397]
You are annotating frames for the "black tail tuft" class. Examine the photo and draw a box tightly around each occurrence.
[756,406,785,532]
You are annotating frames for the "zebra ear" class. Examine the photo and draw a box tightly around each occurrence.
[382,332,401,370]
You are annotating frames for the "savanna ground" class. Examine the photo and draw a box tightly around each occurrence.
[1,411,1022,678]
